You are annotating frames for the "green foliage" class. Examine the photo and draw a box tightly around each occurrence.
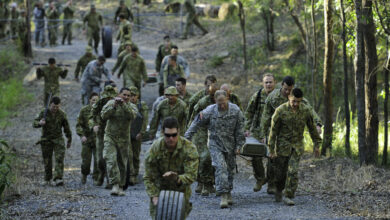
[0,139,15,199]
[207,55,225,68]
[0,47,27,81]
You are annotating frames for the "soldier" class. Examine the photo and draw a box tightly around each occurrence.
[114,0,134,24]
[90,85,117,187]
[116,35,137,56]
[83,4,103,54]
[181,0,208,39]
[33,96,72,186]
[81,56,112,105]
[128,86,148,185]
[175,77,192,106]
[17,9,27,46]
[0,1,9,39]
[156,35,176,96]
[62,0,74,45]
[163,55,185,88]
[144,117,199,219]
[112,41,132,74]
[10,3,19,39]
[185,90,245,208]
[118,45,148,93]
[149,86,188,139]
[74,46,97,83]
[33,1,45,46]
[268,88,321,205]
[76,93,99,184]
[101,87,137,196]
[116,14,132,44]
[46,2,60,46]
[188,74,217,120]
[220,83,242,110]
[259,76,322,194]
[160,45,190,81]
[36,58,68,105]
[244,73,276,192]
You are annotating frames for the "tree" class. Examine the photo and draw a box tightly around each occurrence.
[261,0,275,51]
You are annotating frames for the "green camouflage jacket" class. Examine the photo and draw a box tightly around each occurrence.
[33,109,72,142]
[163,64,185,88]
[179,91,193,106]
[155,43,176,72]
[36,66,68,95]
[74,53,96,79]
[76,104,95,144]
[116,20,132,42]
[83,11,103,30]
[112,50,131,73]
[229,93,242,111]
[132,100,149,136]
[46,8,60,26]
[244,88,268,133]
[63,5,74,20]
[118,54,148,84]
[189,95,214,123]
[187,89,207,122]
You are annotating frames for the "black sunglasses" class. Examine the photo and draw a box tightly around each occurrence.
[164,133,178,138]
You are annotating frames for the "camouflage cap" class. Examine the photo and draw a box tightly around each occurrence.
[129,86,139,95]
[90,4,96,9]
[164,86,179,95]
[85,46,93,52]
[101,85,117,99]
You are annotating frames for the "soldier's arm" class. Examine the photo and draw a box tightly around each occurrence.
[128,8,134,21]
[159,56,168,81]
[234,111,246,151]
[143,145,161,198]
[268,108,282,155]
[244,93,256,131]
[33,111,44,128]
[74,59,82,79]
[62,114,72,143]
[101,101,116,121]
[148,104,161,137]
[178,142,199,185]
[76,109,87,137]
[163,67,168,88]
[306,110,322,149]
[118,56,128,77]
[259,99,273,139]
[141,59,148,82]
[184,110,210,140]
[112,54,123,74]
[141,103,149,135]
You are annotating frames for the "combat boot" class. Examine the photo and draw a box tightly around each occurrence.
[227,192,233,205]
[253,180,266,192]
[274,190,282,202]
[220,193,228,209]
[267,185,276,194]
[283,197,295,206]
[81,175,87,184]
[111,184,120,196]
[195,183,203,194]
[130,176,137,185]
[55,179,64,186]
[201,184,210,196]
[118,187,125,196]
[105,183,112,189]
[95,174,104,186]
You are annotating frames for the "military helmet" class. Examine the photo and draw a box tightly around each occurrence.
[90,4,96,9]
[101,85,117,99]
[129,86,139,95]
[164,86,179,95]
[85,46,93,53]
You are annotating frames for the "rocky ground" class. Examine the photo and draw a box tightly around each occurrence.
[0,2,389,219]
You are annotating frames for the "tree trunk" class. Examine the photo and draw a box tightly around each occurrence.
[322,0,334,156]
[363,0,379,165]
[383,47,389,166]
[340,0,351,157]
[24,0,32,58]
[354,0,366,165]
[283,0,307,49]
[238,0,248,82]
[311,0,317,108]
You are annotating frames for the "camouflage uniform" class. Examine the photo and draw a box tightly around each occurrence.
[90,86,117,184]
[74,48,97,80]
[0,5,9,39]
[33,6,45,46]
[112,45,131,74]
[179,91,193,106]
[114,5,134,23]
[188,89,207,121]
[229,93,242,111]
[101,99,137,187]
[46,7,60,46]
[17,13,28,48]
[144,137,199,219]
[116,19,132,43]
[116,35,137,56]
[149,98,188,137]
[33,109,72,181]
[83,8,103,52]
[155,43,175,73]
[163,64,185,88]
[76,104,98,180]
[10,8,19,38]
[182,0,208,39]
[81,60,112,105]
[62,4,74,45]
[36,65,68,105]
[268,102,322,198]
[160,54,190,80]
[118,53,148,93]
[185,103,245,193]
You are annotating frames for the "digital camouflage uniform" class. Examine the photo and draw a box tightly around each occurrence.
[62,4,74,45]
[10,8,19,38]
[114,5,133,23]
[116,19,132,43]
[0,5,9,39]
[76,104,98,180]
[182,0,208,39]
[163,64,185,88]
[144,137,199,219]
[33,109,72,182]
[179,91,193,106]
[83,9,103,52]
[101,99,137,187]
[118,53,148,93]
[185,103,245,193]
[81,60,112,105]
[36,65,68,105]
[46,7,60,46]
[149,98,188,137]
[74,48,97,80]
[268,102,322,198]
[90,86,117,184]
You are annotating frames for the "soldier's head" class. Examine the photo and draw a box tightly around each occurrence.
[119,87,131,103]
[214,90,228,111]
[281,76,295,98]
[89,92,99,105]
[120,0,125,7]
[175,77,187,94]
[50,96,61,113]
[204,74,217,94]
[49,2,55,9]
[97,56,106,66]
[170,46,179,56]
[168,55,177,67]
[119,14,126,21]
[165,86,179,104]
[90,4,96,12]
[220,83,231,98]
[129,86,139,104]
[208,83,218,99]
[48,57,56,67]
[289,88,303,110]
[263,73,276,94]
[131,45,138,56]
[163,35,171,44]
[11,3,17,10]
[85,46,93,55]
[162,117,180,150]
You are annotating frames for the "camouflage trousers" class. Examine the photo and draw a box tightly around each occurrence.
[81,140,98,180]
[273,149,300,198]
[130,138,141,177]
[96,131,107,182]
[103,135,129,187]
[209,148,235,193]
[193,127,214,185]
[40,138,66,181]
[47,24,58,46]
[87,27,100,51]
[183,14,207,38]
[252,156,266,183]
[62,22,72,44]
[44,89,59,106]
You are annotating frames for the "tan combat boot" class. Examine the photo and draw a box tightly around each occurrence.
[118,187,125,196]
[201,184,210,196]
[227,192,233,205]
[283,197,295,206]
[111,184,120,196]
[195,183,203,194]
[253,180,266,192]
[220,193,228,209]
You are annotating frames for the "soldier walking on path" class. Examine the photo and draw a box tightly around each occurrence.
[175,77,192,106]
[0,1,9,39]
[244,73,276,193]
[188,74,217,120]
[268,88,321,205]
[17,9,28,49]
[160,45,190,80]
[36,58,68,106]
[163,55,185,88]
[114,0,134,24]
[33,2,45,46]
[101,88,137,196]
[10,3,19,39]
[76,93,99,184]
[46,2,60,46]
[112,41,133,74]
[156,35,176,95]
[33,96,72,186]
[74,46,97,83]
[62,0,74,45]
[181,0,208,39]
[81,56,112,105]
[116,14,132,44]
[144,117,199,219]
[83,4,103,54]
[185,90,245,208]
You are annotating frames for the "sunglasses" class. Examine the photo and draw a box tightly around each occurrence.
[164,133,178,138]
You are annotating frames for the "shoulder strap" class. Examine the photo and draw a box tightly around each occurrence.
[254,88,263,112]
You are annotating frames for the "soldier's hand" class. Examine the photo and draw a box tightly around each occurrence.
[152,197,159,206]
[314,148,320,158]
[39,119,46,126]
[81,136,87,143]
[115,97,124,106]
[93,125,100,133]
[316,125,322,135]
[260,138,266,144]
[162,171,178,181]
[66,141,71,149]
[136,133,142,141]
[269,152,276,159]
[244,130,250,137]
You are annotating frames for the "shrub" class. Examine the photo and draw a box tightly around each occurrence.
[0,139,15,200]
